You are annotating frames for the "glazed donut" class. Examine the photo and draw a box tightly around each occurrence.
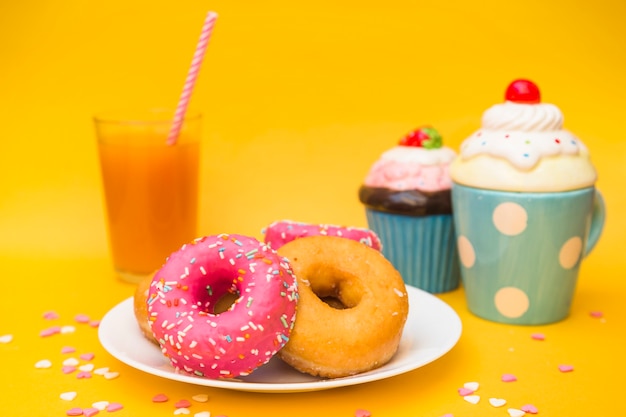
[147,233,299,379]
[134,273,158,344]
[277,235,408,378]
[263,220,382,251]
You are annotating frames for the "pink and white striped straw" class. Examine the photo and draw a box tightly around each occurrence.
[167,11,218,145]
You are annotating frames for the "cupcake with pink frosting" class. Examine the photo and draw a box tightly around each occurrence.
[359,126,460,293]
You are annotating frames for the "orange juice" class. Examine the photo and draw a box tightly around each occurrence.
[95,110,201,283]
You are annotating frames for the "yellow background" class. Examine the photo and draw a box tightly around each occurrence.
[1,0,625,415]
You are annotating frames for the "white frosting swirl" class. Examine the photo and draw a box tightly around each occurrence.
[459,102,586,171]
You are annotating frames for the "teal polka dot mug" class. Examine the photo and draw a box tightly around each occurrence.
[451,183,606,325]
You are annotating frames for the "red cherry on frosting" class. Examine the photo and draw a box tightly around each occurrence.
[505,79,541,104]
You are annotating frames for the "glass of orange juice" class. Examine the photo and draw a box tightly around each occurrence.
[94,109,201,284]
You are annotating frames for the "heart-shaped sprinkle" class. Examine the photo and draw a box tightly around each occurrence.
[80,353,95,361]
[92,401,109,411]
[464,381,480,391]
[40,326,61,337]
[507,408,526,417]
[82,407,99,417]
[75,314,90,323]
[76,371,92,379]
[558,364,574,372]
[489,398,507,407]
[62,366,77,374]
[35,359,52,369]
[61,346,76,354]
[502,373,517,382]
[463,395,480,404]
[590,310,603,318]
[60,392,77,401]
[104,371,120,380]
[191,394,209,403]
[0,334,13,343]
[66,407,83,416]
[106,403,123,412]
[531,333,545,341]
[174,409,190,415]
[458,387,474,396]
[521,404,538,414]
[89,320,100,328]
[61,325,76,334]
[152,394,169,403]
[355,409,371,417]
[193,412,211,417]
[93,367,109,375]
[79,364,95,372]
[43,311,60,320]
[176,400,192,408]
[440,415,453,417]
[63,358,80,366]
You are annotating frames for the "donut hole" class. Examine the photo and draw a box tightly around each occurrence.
[213,291,240,314]
[193,276,241,315]
[307,265,364,310]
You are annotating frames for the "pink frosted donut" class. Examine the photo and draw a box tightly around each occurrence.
[262,220,383,251]
[147,233,299,379]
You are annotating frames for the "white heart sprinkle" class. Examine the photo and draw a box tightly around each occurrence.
[35,359,52,369]
[79,364,95,372]
[92,401,109,410]
[60,325,76,334]
[192,394,209,403]
[93,367,109,375]
[194,412,211,417]
[463,395,480,404]
[104,371,120,380]
[464,381,480,391]
[60,392,77,401]
[174,408,191,415]
[489,398,507,407]
[63,358,80,366]
[508,408,526,417]
[0,334,13,343]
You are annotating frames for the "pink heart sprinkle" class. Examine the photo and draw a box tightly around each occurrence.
[531,333,545,341]
[152,394,169,403]
[458,387,474,396]
[62,366,77,374]
[61,346,76,354]
[521,404,539,414]
[76,371,92,379]
[106,403,124,412]
[82,407,99,417]
[89,320,101,328]
[355,409,371,417]
[441,415,454,417]
[75,314,90,323]
[66,407,83,416]
[558,364,574,372]
[175,399,192,408]
[80,353,95,361]
[501,373,517,382]
[40,326,61,337]
[590,311,603,318]
[44,311,60,320]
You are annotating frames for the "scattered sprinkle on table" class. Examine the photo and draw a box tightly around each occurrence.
[463,395,480,404]
[43,311,60,320]
[80,352,95,361]
[60,391,77,401]
[61,346,76,354]
[489,398,507,407]
[458,387,474,396]
[191,394,209,403]
[590,311,603,318]
[355,409,371,417]
[463,382,479,391]
[176,400,192,408]
[66,407,83,416]
[152,394,169,403]
[558,364,574,372]
[0,334,13,343]
[521,404,538,414]
[106,403,123,412]
[502,373,517,382]
[531,333,545,341]
[75,314,91,323]
[35,359,52,369]
[40,326,61,337]
[507,408,526,417]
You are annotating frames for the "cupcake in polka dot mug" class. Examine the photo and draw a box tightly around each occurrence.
[450,79,606,325]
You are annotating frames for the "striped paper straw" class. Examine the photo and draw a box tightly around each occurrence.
[167,11,218,145]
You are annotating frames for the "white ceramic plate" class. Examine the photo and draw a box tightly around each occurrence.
[98,285,462,393]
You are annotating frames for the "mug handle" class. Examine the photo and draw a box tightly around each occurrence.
[585,189,606,256]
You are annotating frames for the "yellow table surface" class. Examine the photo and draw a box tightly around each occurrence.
[1,0,625,415]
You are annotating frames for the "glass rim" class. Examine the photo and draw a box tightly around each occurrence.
[93,108,202,125]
